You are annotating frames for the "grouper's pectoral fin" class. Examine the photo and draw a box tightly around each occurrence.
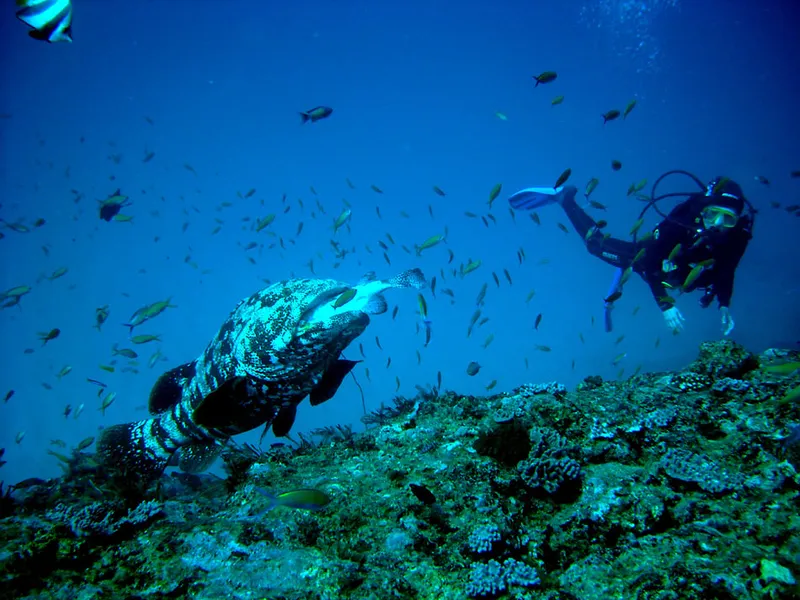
[168,441,222,473]
[309,358,361,406]
[271,405,297,437]
[192,376,254,432]
[270,358,359,438]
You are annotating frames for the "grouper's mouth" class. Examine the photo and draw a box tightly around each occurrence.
[294,285,352,333]
[245,282,369,380]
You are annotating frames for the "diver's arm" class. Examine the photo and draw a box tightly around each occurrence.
[714,271,734,308]
[712,228,751,307]
[639,224,682,311]
[645,275,673,311]
[648,273,685,331]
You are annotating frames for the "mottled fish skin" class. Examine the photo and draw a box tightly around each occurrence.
[98,272,423,483]
[181,277,366,429]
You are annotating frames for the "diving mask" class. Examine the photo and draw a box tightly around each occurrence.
[701,205,738,229]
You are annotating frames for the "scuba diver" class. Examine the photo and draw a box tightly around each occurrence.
[508,171,756,335]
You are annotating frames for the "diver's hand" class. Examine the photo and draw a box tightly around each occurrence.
[720,306,735,336]
[663,307,685,333]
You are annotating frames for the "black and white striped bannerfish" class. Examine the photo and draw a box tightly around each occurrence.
[16,0,73,43]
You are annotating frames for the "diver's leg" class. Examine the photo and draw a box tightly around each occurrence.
[557,186,596,239]
[557,187,637,268]
[587,236,637,269]
[555,186,641,333]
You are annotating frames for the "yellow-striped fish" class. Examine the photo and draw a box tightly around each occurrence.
[417,294,428,319]
[763,362,800,376]
[255,488,331,511]
[488,184,502,208]
[16,0,73,43]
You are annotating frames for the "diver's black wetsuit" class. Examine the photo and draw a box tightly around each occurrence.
[560,190,752,311]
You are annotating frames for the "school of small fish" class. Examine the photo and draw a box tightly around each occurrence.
[2,48,799,471]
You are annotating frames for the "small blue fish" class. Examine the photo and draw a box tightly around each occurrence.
[423,319,433,347]
[256,488,331,511]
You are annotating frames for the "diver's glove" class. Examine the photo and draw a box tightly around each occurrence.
[720,306,735,336]
[699,289,715,309]
[663,306,685,333]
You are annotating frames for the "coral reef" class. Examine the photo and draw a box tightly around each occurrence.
[1,341,799,599]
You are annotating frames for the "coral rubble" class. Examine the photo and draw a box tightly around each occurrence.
[1,341,799,599]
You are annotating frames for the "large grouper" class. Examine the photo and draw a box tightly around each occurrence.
[97,268,426,485]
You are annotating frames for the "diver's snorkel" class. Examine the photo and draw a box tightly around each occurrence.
[634,171,757,240]
[631,169,707,244]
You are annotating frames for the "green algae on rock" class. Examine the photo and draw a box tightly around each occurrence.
[1,341,799,599]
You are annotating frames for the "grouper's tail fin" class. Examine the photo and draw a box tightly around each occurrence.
[97,418,178,486]
[387,268,427,290]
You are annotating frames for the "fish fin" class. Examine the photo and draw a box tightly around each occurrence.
[310,359,360,406]
[166,449,181,467]
[174,441,222,473]
[272,405,297,437]
[603,304,614,333]
[253,488,278,512]
[366,293,388,315]
[192,376,258,432]
[259,422,271,445]
[148,362,196,414]
[28,28,50,41]
[387,268,427,290]
[299,112,310,124]
[96,420,174,485]
[18,1,72,44]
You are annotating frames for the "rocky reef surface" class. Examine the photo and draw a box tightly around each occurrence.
[1,341,799,599]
